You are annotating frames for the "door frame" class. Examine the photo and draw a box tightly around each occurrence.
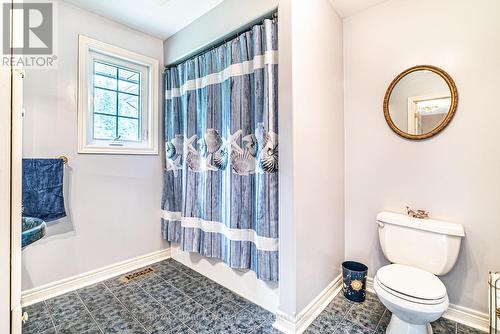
[1,0,23,332]
[0,0,14,331]
[407,93,450,135]
[11,65,24,334]
[0,45,13,334]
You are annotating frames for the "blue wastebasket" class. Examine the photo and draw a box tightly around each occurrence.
[342,261,368,302]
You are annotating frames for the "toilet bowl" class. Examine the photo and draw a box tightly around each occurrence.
[374,211,465,334]
[374,264,449,334]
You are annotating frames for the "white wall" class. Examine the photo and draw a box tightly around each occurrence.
[344,0,500,313]
[292,0,345,314]
[22,0,166,291]
[163,0,278,65]
[278,0,345,315]
[277,0,295,316]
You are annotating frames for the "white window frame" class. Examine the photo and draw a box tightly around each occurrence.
[78,35,159,155]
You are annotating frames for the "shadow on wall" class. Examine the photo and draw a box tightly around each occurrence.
[441,237,469,305]
[45,163,75,236]
[22,164,76,289]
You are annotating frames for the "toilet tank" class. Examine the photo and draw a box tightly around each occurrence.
[377,211,465,276]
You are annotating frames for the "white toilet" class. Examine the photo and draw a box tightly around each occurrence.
[374,211,465,334]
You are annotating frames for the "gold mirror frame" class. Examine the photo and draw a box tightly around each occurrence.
[383,65,458,140]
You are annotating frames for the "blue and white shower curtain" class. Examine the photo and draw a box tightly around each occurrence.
[162,19,278,281]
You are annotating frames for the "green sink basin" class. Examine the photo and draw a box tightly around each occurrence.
[22,217,46,248]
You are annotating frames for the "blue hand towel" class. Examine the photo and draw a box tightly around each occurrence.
[22,158,66,222]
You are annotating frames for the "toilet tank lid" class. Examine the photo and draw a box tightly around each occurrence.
[377,211,465,237]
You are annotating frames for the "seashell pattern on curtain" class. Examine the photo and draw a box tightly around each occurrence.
[162,19,278,281]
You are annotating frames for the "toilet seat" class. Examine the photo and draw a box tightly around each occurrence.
[376,264,447,305]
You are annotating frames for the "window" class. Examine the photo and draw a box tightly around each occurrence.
[93,61,141,141]
[78,35,159,154]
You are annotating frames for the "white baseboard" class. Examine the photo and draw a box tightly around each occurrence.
[21,248,171,307]
[273,274,343,334]
[443,304,489,332]
[366,277,489,332]
[366,276,375,294]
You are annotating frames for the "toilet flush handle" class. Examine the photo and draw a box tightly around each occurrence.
[377,221,385,228]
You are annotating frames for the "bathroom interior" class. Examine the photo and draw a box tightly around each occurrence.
[1,0,500,333]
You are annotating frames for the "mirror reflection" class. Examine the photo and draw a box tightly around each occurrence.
[384,66,458,140]
[389,70,451,135]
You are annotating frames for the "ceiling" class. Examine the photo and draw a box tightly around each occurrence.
[329,0,388,18]
[63,0,388,41]
[62,0,224,40]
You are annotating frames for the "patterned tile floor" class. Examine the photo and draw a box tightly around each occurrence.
[22,259,277,334]
[305,292,486,334]
[22,258,486,334]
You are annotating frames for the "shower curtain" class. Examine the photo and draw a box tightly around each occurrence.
[162,19,278,281]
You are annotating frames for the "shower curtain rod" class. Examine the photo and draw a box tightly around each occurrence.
[165,10,278,68]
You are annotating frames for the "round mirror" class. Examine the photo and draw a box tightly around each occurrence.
[383,65,458,140]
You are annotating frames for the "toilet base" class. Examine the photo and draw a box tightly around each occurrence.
[386,314,433,334]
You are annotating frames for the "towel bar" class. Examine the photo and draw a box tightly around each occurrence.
[58,155,68,164]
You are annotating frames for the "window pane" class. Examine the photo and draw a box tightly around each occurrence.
[94,88,117,115]
[119,68,139,83]
[118,117,139,141]
[118,80,139,95]
[94,62,117,78]
[118,93,139,118]
[94,74,117,90]
[94,114,117,139]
